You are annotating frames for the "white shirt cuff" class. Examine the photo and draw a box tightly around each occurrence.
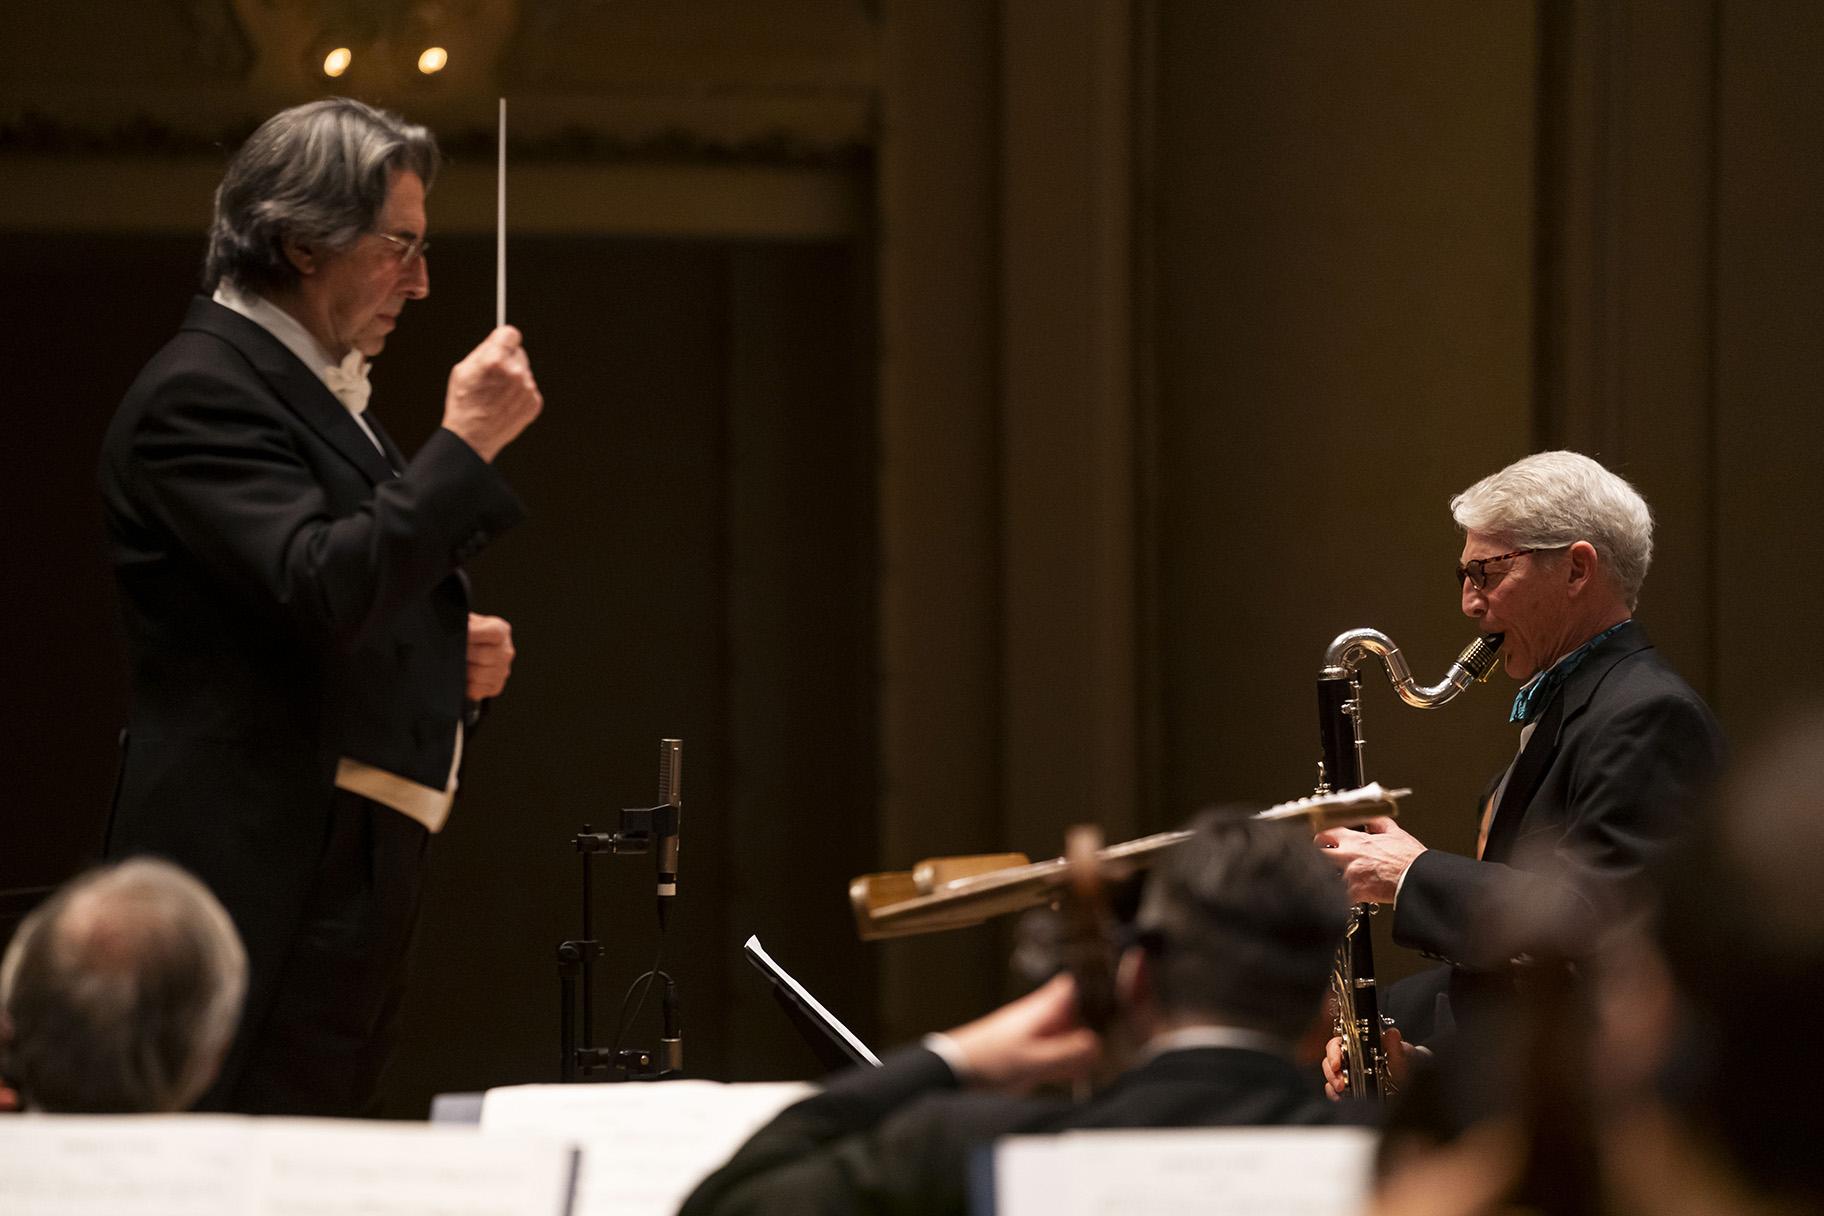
[921,1032,973,1083]
[1391,848,1427,908]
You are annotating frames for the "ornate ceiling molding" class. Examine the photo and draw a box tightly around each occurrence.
[2,0,879,164]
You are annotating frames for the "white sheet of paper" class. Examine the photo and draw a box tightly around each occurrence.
[0,1117,249,1216]
[248,1118,575,1215]
[0,1115,575,1216]
[481,1080,813,1216]
[995,1126,1375,1216]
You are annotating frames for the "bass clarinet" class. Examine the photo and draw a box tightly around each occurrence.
[1315,628,1503,1097]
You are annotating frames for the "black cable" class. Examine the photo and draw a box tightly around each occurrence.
[609,901,669,1061]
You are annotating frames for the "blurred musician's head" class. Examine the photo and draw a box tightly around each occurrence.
[1450,451,1649,681]
[1637,706,1824,1211]
[1124,810,1348,1046]
[0,858,247,1113]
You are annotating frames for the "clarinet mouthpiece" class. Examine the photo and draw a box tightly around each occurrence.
[1455,633,1505,683]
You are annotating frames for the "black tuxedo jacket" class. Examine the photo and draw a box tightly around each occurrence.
[680,1044,1348,1216]
[1388,621,1723,1041]
[98,297,524,1077]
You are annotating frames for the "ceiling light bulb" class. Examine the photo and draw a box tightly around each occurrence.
[418,47,448,75]
[323,47,352,78]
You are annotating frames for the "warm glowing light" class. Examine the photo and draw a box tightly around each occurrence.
[322,47,352,78]
[418,47,448,75]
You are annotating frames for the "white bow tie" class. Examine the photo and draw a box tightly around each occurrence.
[323,352,371,415]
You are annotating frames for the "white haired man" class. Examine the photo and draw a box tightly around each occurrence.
[1316,451,1723,1093]
[99,98,542,1114]
[1,859,247,1113]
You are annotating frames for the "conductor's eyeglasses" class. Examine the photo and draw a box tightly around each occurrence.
[373,231,431,266]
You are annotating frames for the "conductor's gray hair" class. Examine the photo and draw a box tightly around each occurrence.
[0,859,247,1113]
[1450,451,1655,609]
[203,97,439,296]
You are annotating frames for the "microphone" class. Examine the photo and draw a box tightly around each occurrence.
[656,738,682,899]
[659,973,682,1074]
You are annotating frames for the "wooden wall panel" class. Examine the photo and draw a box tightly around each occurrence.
[1714,1,1824,736]
[1535,0,1718,692]
[873,0,1007,1042]
[1151,0,1536,845]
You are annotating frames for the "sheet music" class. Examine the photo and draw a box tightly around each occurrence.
[251,1119,575,1215]
[482,1081,812,1216]
[0,1115,575,1216]
[994,1127,1374,1216]
[0,1117,249,1216]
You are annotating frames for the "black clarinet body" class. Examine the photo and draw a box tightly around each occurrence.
[1314,630,1504,1098]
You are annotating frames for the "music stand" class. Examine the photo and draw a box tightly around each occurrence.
[743,936,881,1072]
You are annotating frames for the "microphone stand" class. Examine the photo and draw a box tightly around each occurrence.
[556,739,684,1082]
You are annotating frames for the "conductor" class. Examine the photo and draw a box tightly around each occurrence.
[99,97,542,1115]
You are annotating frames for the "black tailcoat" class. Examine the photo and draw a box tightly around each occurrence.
[99,297,524,1111]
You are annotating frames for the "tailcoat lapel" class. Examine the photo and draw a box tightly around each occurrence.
[183,298,398,486]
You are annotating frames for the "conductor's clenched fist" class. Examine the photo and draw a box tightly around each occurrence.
[444,325,542,462]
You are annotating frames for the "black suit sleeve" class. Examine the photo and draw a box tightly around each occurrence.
[122,364,522,649]
[680,1047,975,1216]
[1394,690,1721,968]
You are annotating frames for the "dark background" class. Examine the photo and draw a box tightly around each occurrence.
[3,0,1821,1117]
[2,230,881,1106]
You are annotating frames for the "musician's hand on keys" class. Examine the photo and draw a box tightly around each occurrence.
[1322,1025,1413,1100]
[1314,817,1426,905]
[944,973,1102,1094]
[1322,1034,1349,1100]
[443,325,543,462]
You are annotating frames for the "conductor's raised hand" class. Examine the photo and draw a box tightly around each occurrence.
[443,325,543,462]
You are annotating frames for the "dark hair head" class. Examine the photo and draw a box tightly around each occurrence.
[203,97,439,296]
[1136,808,1349,1038]
[0,859,246,1113]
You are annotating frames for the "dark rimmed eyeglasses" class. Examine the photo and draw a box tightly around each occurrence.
[1456,547,1563,591]
[373,231,431,265]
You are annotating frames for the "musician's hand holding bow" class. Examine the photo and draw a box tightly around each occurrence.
[1315,816,1426,905]
[942,972,1102,1094]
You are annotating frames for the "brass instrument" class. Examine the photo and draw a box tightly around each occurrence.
[1317,629,1503,1097]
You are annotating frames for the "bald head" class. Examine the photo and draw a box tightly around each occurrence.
[1,859,246,1112]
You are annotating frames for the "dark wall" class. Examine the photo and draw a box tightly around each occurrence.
[3,236,183,907]
[0,229,879,1113]
[1148,0,1824,991]
[5,0,1821,1111]
[1153,0,1535,868]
